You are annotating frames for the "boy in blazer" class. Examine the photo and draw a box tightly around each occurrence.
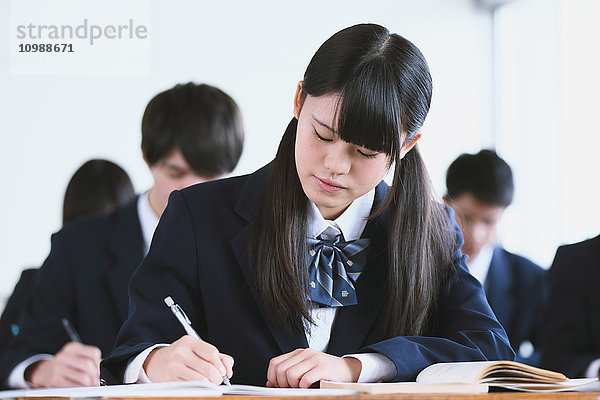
[540,235,600,378]
[0,83,244,388]
[443,150,545,365]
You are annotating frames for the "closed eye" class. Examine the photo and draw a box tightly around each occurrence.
[357,149,379,158]
[314,129,333,142]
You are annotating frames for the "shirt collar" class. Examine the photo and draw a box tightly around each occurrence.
[466,243,495,286]
[307,188,375,241]
[137,191,160,255]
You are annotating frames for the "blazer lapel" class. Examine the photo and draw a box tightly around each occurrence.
[485,247,514,329]
[326,181,389,356]
[105,199,145,322]
[230,164,309,354]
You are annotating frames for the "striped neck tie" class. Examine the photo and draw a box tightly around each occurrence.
[307,233,371,307]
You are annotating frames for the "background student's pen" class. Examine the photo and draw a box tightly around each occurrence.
[62,318,82,343]
[164,296,231,385]
[62,318,107,385]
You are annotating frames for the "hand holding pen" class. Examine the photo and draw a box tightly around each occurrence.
[141,296,233,385]
[25,319,101,388]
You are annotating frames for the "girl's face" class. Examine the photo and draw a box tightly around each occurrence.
[294,91,392,220]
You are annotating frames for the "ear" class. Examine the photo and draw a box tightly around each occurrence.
[399,132,421,159]
[293,80,304,119]
[442,194,451,206]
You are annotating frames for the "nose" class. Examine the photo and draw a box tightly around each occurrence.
[323,143,351,175]
[471,223,488,246]
[462,222,488,256]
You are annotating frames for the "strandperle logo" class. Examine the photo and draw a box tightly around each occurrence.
[16,19,148,45]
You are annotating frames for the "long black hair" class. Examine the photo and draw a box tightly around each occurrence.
[250,24,457,336]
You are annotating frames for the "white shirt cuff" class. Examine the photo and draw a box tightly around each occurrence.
[7,354,54,388]
[585,358,600,379]
[124,344,169,383]
[343,353,396,382]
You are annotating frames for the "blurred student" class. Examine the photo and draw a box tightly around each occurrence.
[444,150,545,365]
[540,234,600,378]
[0,83,244,388]
[0,159,135,362]
[62,159,136,225]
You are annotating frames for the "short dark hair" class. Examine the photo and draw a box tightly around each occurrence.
[141,82,244,177]
[446,149,514,207]
[63,159,136,225]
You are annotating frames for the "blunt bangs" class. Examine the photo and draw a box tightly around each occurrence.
[335,57,402,159]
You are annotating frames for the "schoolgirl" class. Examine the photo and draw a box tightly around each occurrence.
[102,23,513,387]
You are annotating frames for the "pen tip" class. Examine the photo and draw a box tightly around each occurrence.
[164,296,174,306]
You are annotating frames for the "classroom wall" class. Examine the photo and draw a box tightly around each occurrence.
[5,0,599,310]
[0,0,495,305]
[494,0,600,267]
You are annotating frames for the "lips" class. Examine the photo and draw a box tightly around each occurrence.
[314,176,345,193]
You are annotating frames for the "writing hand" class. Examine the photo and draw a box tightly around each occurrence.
[143,335,233,384]
[26,342,101,387]
[266,348,361,388]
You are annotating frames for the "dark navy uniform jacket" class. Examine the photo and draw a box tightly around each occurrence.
[540,235,600,377]
[0,269,39,360]
[485,247,546,365]
[102,165,514,385]
[0,199,144,385]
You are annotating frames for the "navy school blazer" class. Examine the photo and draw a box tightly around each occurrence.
[0,269,39,361]
[102,164,514,385]
[540,235,600,377]
[0,199,144,385]
[485,247,546,365]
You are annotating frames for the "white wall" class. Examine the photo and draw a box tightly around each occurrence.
[495,0,600,267]
[0,0,495,303]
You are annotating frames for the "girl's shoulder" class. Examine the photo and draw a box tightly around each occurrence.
[177,163,271,215]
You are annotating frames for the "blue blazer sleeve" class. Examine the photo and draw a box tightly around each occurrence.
[362,209,515,381]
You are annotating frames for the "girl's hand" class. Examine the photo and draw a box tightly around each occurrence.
[143,335,233,384]
[266,348,361,388]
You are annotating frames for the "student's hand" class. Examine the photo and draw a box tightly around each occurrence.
[266,348,361,388]
[143,335,234,384]
[25,342,102,387]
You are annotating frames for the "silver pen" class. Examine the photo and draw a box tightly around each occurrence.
[164,296,231,385]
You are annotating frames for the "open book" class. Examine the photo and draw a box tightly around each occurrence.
[321,361,599,394]
[2,381,355,398]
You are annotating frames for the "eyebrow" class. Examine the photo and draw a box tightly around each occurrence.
[164,163,190,173]
[312,114,337,134]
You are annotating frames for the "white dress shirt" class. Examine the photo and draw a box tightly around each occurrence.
[586,359,600,379]
[137,191,160,253]
[7,193,157,389]
[465,244,494,287]
[125,188,396,384]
